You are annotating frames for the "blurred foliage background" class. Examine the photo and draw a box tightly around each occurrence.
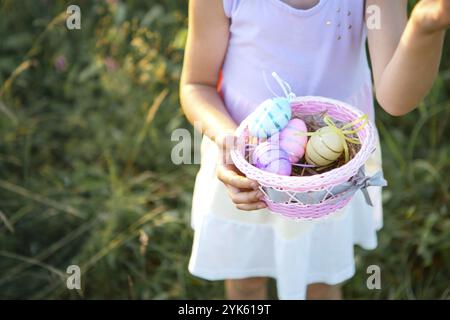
[0,0,448,299]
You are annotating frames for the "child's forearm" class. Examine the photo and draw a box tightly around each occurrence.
[180,83,237,143]
[375,20,445,116]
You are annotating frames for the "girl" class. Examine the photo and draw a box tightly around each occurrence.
[180,0,449,299]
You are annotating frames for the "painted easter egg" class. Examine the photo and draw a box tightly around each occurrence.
[252,142,292,176]
[305,126,344,166]
[270,118,308,163]
[248,97,292,139]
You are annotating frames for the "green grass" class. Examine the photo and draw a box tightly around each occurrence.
[0,0,449,299]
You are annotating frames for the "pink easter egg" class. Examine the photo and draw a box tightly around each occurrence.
[252,142,292,176]
[270,119,308,163]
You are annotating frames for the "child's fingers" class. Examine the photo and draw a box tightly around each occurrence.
[224,185,267,211]
[236,202,267,211]
[217,165,259,190]
[225,184,264,205]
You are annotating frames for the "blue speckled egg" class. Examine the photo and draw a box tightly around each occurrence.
[248,97,292,139]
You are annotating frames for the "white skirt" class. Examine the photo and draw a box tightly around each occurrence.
[188,135,383,300]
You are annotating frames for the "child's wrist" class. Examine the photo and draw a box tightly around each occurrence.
[214,131,236,149]
[405,17,446,48]
[409,7,448,37]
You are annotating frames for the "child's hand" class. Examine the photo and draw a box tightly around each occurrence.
[411,0,450,34]
[216,164,267,211]
[215,133,267,211]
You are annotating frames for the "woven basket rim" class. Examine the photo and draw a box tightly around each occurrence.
[230,95,376,188]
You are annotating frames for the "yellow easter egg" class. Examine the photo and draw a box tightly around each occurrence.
[305,126,344,166]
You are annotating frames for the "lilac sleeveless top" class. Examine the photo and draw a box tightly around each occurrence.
[221,0,375,124]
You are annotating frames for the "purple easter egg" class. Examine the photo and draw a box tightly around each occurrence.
[271,118,308,163]
[252,142,292,176]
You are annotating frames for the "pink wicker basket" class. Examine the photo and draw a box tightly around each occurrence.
[230,96,378,220]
